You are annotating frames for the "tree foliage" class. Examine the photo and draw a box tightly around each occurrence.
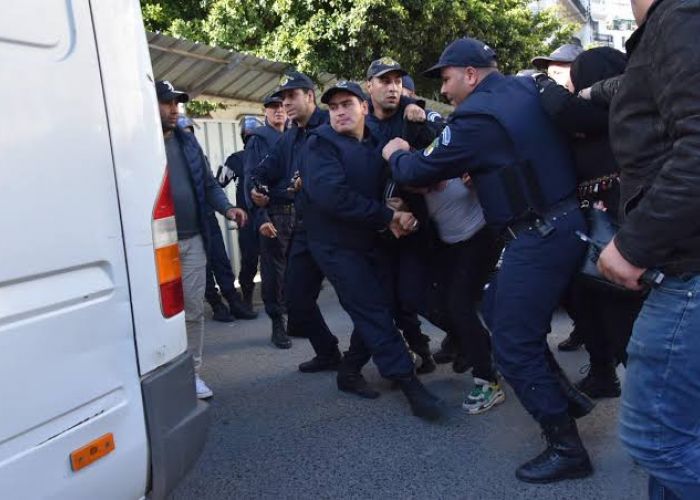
[142,0,576,99]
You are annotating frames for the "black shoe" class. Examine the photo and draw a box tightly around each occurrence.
[225,293,258,320]
[337,372,380,399]
[271,316,292,349]
[558,330,584,352]
[211,302,235,322]
[515,418,593,484]
[416,353,437,375]
[299,353,342,373]
[575,364,621,399]
[396,375,445,421]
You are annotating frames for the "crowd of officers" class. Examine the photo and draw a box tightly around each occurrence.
[158,1,700,495]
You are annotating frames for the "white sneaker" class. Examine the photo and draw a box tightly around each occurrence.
[195,375,213,399]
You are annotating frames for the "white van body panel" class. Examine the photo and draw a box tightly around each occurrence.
[89,0,187,374]
[0,0,182,496]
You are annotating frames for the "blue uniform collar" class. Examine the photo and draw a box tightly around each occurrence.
[472,71,504,94]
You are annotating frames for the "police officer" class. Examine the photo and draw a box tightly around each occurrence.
[238,96,287,311]
[365,57,439,374]
[383,38,593,482]
[301,80,444,421]
[250,71,337,354]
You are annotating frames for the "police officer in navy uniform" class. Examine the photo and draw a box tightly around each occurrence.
[300,80,444,421]
[383,38,593,482]
[250,71,338,357]
[365,57,441,374]
[236,96,286,315]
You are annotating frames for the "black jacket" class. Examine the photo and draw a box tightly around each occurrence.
[609,0,700,275]
[537,47,626,220]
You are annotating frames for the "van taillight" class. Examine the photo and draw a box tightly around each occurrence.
[152,172,184,317]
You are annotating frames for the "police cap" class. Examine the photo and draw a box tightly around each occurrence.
[366,57,408,80]
[263,94,284,107]
[402,75,416,92]
[156,80,189,103]
[320,80,367,104]
[531,44,583,70]
[271,71,315,98]
[423,37,497,78]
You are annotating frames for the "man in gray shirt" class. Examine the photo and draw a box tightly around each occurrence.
[157,80,247,399]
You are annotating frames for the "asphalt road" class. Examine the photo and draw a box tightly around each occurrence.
[173,286,647,500]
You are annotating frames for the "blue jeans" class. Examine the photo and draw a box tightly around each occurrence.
[620,275,700,499]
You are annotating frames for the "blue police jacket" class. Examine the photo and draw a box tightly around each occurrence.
[241,123,282,224]
[389,72,577,228]
[250,107,328,226]
[300,124,394,251]
[173,127,234,248]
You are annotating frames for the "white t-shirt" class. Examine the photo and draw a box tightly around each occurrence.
[424,178,486,244]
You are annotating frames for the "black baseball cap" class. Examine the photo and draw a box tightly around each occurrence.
[156,80,189,103]
[366,57,407,80]
[320,81,367,104]
[271,71,315,97]
[423,37,497,78]
[263,94,283,107]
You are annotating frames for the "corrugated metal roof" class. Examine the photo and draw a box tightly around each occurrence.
[147,31,337,102]
[147,31,453,115]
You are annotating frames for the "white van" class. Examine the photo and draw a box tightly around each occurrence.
[0,1,209,498]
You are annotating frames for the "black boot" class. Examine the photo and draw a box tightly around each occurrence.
[270,316,292,349]
[547,351,595,419]
[515,418,593,483]
[558,328,584,351]
[299,350,342,373]
[210,300,235,322]
[414,347,437,375]
[337,368,380,399]
[396,374,445,421]
[576,363,621,398]
[433,335,456,364]
[225,292,258,320]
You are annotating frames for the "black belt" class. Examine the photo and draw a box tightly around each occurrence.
[503,197,579,241]
[267,203,295,215]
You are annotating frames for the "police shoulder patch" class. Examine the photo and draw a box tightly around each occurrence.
[441,126,451,146]
[423,136,439,157]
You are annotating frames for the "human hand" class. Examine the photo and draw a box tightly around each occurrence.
[225,207,248,227]
[404,103,426,122]
[382,138,410,161]
[389,211,418,238]
[251,187,270,207]
[259,222,278,238]
[597,238,645,291]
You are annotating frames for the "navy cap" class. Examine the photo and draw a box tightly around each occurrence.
[321,80,367,104]
[402,75,416,92]
[531,43,583,70]
[423,37,497,78]
[156,80,189,103]
[263,94,283,107]
[366,57,407,80]
[271,71,315,97]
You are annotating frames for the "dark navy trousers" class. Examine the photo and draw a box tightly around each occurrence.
[259,210,294,318]
[284,230,339,354]
[205,213,236,303]
[237,211,260,300]
[308,240,415,379]
[483,208,587,424]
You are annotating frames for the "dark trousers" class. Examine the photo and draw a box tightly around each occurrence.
[572,279,645,368]
[483,208,587,424]
[259,210,294,318]
[309,241,415,379]
[204,213,236,304]
[426,227,501,380]
[237,212,260,300]
[285,231,338,355]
